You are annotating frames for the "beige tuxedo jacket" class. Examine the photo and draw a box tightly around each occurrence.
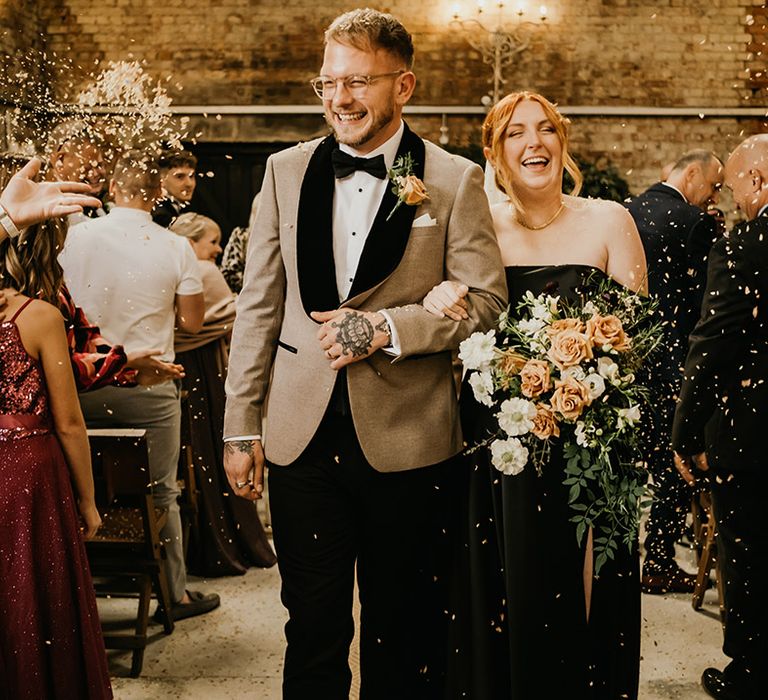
[224,124,507,471]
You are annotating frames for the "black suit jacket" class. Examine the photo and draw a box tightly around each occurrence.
[152,197,183,228]
[626,183,719,387]
[671,211,768,472]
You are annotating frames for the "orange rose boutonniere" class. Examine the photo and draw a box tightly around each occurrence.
[387,153,429,221]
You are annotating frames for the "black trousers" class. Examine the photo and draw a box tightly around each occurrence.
[268,408,461,700]
[711,469,768,689]
[642,396,690,567]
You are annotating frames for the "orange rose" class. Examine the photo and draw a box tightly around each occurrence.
[547,317,584,336]
[519,359,552,398]
[531,403,560,439]
[497,350,527,389]
[547,328,593,370]
[550,377,591,420]
[586,314,630,351]
[399,174,429,206]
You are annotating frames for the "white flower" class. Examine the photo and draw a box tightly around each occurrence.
[496,397,537,437]
[518,317,547,336]
[458,330,496,372]
[468,370,494,407]
[583,300,599,316]
[596,356,620,385]
[490,437,529,476]
[622,373,636,385]
[561,365,586,382]
[582,373,606,400]
[574,421,589,447]
[530,295,558,321]
[617,405,641,429]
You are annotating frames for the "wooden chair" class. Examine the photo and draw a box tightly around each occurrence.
[178,389,200,560]
[691,490,725,620]
[86,428,175,677]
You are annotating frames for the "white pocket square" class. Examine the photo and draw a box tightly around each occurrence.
[412,213,438,228]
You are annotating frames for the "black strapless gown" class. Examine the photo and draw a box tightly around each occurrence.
[447,265,640,700]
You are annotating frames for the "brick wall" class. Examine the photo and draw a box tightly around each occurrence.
[3,1,767,195]
[37,0,765,107]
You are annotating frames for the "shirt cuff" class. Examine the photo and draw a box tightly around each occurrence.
[224,435,262,442]
[378,310,401,357]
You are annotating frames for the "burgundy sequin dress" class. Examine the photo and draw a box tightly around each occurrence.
[0,299,112,700]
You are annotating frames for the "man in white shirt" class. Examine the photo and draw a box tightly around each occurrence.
[60,151,219,622]
[223,8,507,698]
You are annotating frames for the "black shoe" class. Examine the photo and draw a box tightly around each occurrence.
[641,563,697,594]
[154,590,220,623]
[701,667,752,700]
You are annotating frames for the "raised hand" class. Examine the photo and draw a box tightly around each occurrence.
[422,280,469,321]
[0,158,102,230]
[126,348,185,385]
[311,308,391,370]
[224,439,264,501]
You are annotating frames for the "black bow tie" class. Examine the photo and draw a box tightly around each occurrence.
[331,149,387,180]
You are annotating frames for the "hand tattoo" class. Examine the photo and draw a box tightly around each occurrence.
[331,311,375,358]
[224,440,254,457]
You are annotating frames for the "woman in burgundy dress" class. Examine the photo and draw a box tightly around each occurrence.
[0,223,112,699]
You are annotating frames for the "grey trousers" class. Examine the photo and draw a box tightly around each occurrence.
[79,382,186,603]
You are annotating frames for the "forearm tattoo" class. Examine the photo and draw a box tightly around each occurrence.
[224,440,254,457]
[332,312,375,358]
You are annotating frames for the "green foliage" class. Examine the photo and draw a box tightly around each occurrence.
[564,154,631,203]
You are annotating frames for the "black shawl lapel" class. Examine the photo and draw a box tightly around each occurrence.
[296,134,340,317]
[346,122,425,300]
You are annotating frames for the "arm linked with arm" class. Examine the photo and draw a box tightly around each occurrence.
[383,163,508,359]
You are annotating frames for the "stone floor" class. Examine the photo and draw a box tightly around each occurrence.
[106,543,726,700]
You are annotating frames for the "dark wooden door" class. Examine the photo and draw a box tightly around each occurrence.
[186,141,293,245]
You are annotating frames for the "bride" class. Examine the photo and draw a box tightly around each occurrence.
[425,91,647,699]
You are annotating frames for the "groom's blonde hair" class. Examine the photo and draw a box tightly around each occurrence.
[483,91,582,220]
[325,8,414,69]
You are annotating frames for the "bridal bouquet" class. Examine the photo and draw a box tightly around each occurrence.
[459,276,662,573]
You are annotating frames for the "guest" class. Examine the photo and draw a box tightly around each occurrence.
[220,192,260,294]
[222,8,507,697]
[424,91,647,699]
[0,217,111,698]
[152,149,197,227]
[47,119,109,226]
[0,157,102,243]
[672,134,768,700]
[170,212,276,576]
[60,150,220,622]
[0,155,184,391]
[625,149,723,594]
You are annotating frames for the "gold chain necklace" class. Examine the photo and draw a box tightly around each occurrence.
[517,200,565,230]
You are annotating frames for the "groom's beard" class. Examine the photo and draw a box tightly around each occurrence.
[326,104,396,151]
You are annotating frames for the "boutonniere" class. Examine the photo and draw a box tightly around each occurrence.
[386,153,429,221]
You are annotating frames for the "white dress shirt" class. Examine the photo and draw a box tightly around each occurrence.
[333,120,403,300]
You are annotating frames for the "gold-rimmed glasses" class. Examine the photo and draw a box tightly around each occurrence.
[309,71,405,100]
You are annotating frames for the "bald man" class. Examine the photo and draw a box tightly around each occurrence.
[672,135,768,700]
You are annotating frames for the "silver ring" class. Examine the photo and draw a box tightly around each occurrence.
[235,481,251,489]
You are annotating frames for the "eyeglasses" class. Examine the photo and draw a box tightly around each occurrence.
[309,71,405,100]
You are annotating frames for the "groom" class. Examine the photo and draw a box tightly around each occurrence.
[223,8,507,699]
